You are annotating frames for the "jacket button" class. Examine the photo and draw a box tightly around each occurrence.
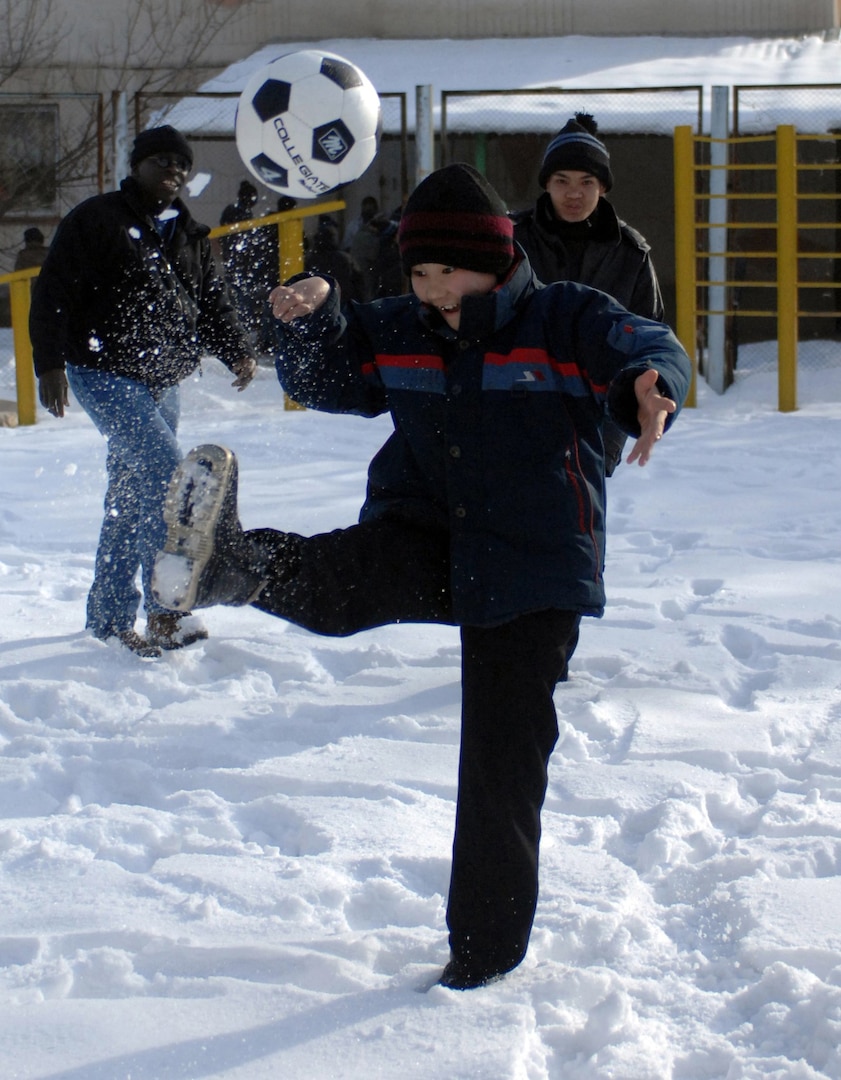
[451,384,462,396]
[454,505,467,518]
[458,339,469,351]
[449,445,461,458]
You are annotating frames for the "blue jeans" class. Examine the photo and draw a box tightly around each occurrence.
[67,365,182,636]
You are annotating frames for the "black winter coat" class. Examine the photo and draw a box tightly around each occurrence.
[511,194,664,322]
[30,178,253,387]
[274,256,691,626]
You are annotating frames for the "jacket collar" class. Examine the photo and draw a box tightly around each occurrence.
[119,177,209,240]
[535,191,622,245]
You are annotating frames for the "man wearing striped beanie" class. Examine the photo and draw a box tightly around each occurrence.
[513,113,664,480]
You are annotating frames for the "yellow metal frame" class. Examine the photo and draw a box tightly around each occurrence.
[775,126,797,413]
[4,269,40,425]
[673,124,841,413]
[0,199,344,424]
[673,126,697,409]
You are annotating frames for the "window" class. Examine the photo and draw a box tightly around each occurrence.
[0,104,58,214]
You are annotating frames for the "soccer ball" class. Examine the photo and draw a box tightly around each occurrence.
[235,50,381,200]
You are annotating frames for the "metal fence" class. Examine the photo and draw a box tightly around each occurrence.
[733,83,841,135]
[440,85,705,152]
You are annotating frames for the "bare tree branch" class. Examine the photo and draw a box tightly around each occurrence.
[0,0,65,85]
[0,0,261,222]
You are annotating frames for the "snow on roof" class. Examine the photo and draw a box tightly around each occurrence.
[160,35,841,136]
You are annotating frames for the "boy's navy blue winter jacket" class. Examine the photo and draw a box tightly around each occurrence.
[31,177,252,388]
[274,255,691,627]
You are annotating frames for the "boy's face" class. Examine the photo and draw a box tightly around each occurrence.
[410,263,498,330]
[545,169,605,223]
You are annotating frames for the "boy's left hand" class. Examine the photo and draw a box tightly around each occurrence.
[270,277,330,322]
[627,368,677,467]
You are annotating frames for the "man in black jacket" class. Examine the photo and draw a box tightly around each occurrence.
[512,113,664,477]
[31,125,257,656]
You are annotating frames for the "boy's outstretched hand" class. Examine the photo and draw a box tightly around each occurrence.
[270,277,331,323]
[627,368,678,467]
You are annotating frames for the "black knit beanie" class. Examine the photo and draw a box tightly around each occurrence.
[538,113,613,191]
[398,163,514,276]
[130,125,194,169]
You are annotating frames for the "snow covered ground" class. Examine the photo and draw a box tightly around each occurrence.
[2,332,841,1079]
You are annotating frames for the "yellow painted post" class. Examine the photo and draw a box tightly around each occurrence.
[775,125,798,412]
[276,216,307,410]
[208,200,345,411]
[673,126,697,407]
[278,216,304,281]
[9,274,37,426]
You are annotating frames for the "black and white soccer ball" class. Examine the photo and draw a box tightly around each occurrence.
[235,50,381,200]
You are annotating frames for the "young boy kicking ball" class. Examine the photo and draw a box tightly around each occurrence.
[152,163,691,990]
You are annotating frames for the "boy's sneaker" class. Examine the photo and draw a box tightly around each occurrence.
[152,444,265,612]
[146,611,209,650]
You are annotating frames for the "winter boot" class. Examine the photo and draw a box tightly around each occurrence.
[95,628,162,659]
[152,444,267,612]
[146,611,209,650]
[437,955,513,991]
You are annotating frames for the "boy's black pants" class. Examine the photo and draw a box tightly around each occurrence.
[248,519,578,974]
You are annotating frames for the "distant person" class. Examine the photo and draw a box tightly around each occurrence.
[220,179,258,228]
[304,217,365,303]
[342,194,378,251]
[370,206,405,299]
[219,180,267,341]
[30,125,257,657]
[349,198,383,300]
[14,227,49,272]
[512,112,664,477]
[250,196,300,352]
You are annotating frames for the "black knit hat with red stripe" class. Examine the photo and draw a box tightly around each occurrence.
[398,163,514,276]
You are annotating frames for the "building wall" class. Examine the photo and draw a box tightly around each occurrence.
[169,0,841,52]
[18,0,841,81]
[2,0,839,292]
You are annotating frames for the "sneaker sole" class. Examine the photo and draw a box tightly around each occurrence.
[152,444,235,612]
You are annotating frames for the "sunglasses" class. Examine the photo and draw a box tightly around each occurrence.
[147,154,191,173]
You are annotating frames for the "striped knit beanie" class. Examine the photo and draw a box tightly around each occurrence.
[538,113,613,191]
[398,163,514,276]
